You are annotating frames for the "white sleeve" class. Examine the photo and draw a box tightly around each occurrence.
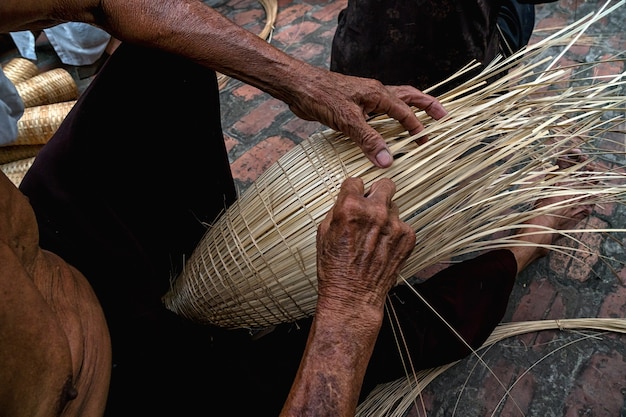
[0,68,25,146]
[45,23,111,66]
[9,31,37,61]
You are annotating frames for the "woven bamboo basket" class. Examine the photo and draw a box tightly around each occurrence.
[15,68,78,108]
[1,57,39,84]
[0,157,36,187]
[0,145,43,165]
[12,101,76,146]
[163,3,626,329]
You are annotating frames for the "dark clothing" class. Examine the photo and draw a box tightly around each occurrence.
[498,0,538,56]
[331,0,543,92]
[20,43,518,416]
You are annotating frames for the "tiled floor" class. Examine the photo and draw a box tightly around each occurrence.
[2,0,625,415]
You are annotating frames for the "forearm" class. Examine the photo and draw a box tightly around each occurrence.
[0,0,307,106]
[280,303,384,417]
[102,0,304,97]
[0,0,448,168]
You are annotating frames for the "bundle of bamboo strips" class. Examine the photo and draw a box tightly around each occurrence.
[163,1,626,329]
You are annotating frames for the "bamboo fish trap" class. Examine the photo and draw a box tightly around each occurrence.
[163,2,626,329]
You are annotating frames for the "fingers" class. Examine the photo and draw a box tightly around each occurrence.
[365,177,396,207]
[316,177,415,310]
[556,148,586,169]
[337,177,396,208]
[337,176,366,197]
[384,85,447,146]
[346,84,447,168]
[343,121,395,168]
[386,85,448,127]
[287,69,446,169]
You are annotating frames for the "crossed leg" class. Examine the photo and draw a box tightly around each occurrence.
[510,151,595,273]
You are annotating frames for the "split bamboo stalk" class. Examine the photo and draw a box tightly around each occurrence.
[15,68,78,108]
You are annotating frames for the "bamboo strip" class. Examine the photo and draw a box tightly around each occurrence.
[0,145,43,165]
[356,318,626,416]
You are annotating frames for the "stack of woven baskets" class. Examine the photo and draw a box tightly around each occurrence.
[0,57,78,186]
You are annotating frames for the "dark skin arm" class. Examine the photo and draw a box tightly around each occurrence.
[0,0,447,168]
[280,178,416,416]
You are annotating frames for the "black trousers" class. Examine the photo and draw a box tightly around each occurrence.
[20,43,517,416]
[330,0,537,92]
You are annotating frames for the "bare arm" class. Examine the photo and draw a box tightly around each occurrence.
[0,0,446,168]
[280,178,416,416]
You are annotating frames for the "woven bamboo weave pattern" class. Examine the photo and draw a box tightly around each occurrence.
[1,57,39,84]
[13,101,76,146]
[0,157,35,187]
[15,68,78,108]
[163,4,626,329]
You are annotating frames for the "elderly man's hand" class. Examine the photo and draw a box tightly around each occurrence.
[286,68,447,168]
[315,177,416,319]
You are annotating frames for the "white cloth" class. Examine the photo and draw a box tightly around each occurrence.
[10,23,111,66]
[0,68,24,146]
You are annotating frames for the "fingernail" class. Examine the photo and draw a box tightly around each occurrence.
[376,150,393,167]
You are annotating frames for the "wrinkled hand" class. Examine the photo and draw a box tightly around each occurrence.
[286,67,447,168]
[316,177,416,316]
